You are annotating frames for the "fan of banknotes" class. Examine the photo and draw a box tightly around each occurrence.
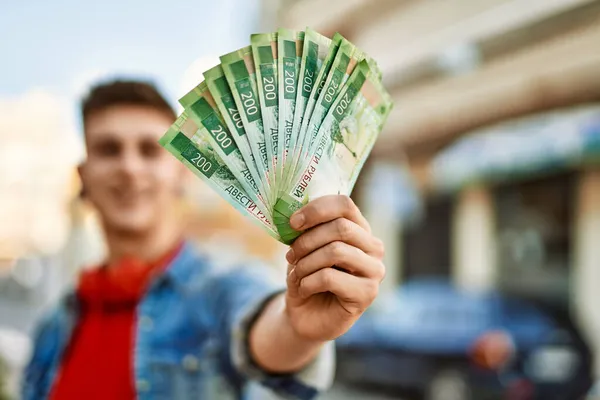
[159,28,393,244]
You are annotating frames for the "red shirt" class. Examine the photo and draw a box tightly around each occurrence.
[50,244,182,400]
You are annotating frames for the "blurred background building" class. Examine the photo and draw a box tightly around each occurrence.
[1,0,600,398]
[265,0,600,379]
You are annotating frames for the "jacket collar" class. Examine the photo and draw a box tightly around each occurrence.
[62,241,207,312]
[159,240,209,288]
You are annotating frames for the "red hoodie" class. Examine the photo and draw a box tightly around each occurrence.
[50,244,182,400]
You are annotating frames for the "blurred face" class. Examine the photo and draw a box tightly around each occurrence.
[79,105,185,235]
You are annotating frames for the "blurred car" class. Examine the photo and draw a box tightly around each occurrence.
[335,279,593,400]
[586,381,600,400]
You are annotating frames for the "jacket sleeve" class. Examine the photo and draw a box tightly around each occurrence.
[205,265,335,400]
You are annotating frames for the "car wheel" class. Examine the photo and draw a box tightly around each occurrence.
[425,369,472,400]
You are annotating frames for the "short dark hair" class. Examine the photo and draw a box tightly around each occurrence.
[81,79,176,124]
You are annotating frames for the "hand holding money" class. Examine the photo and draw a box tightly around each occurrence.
[160,29,393,374]
[284,195,385,341]
[160,28,393,244]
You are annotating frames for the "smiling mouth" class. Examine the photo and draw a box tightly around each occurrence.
[112,188,149,204]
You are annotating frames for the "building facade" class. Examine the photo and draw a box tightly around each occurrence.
[267,0,600,375]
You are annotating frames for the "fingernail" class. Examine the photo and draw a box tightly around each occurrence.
[286,248,296,264]
[288,267,298,283]
[290,212,305,230]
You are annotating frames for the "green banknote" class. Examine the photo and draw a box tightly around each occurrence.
[179,82,269,213]
[309,62,391,197]
[251,33,279,195]
[282,28,330,193]
[220,47,273,203]
[300,35,367,166]
[284,32,343,190]
[203,65,272,208]
[276,28,304,195]
[159,114,279,239]
[273,60,392,243]
[160,29,394,245]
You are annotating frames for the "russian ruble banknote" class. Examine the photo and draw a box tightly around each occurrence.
[203,65,273,209]
[179,82,269,214]
[273,60,393,243]
[276,28,304,195]
[284,32,344,190]
[160,28,394,244]
[220,47,273,202]
[297,35,367,177]
[159,114,279,239]
[251,33,280,196]
[282,28,332,193]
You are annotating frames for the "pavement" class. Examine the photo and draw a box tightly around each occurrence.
[324,383,407,399]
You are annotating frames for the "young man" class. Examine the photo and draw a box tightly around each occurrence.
[22,80,386,400]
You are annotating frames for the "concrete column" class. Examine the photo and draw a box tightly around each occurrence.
[367,212,403,292]
[572,167,600,377]
[452,186,497,291]
[360,163,409,293]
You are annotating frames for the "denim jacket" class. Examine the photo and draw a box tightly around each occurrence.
[22,242,334,399]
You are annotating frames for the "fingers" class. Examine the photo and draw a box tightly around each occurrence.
[285,194,385,312]
[290,195,370,232]
[294,267,379,309]
[287,218,384,264]
[292,241,386,282]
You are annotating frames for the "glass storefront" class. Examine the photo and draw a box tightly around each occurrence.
[402,196,453,280]
[494,172,575,311]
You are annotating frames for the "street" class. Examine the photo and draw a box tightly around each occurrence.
[248,382,407,399]
[324,383,407,399]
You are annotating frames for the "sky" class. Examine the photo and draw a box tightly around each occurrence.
[0,0,261,101]
[0,0,262,257]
